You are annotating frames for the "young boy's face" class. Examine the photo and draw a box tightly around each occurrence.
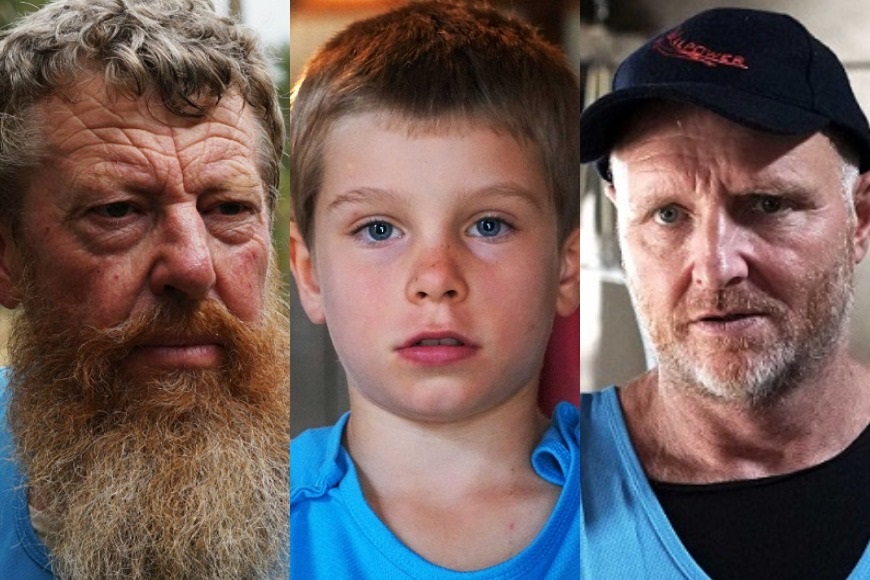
[291,112,579,423]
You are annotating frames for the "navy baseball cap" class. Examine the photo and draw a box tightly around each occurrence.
[580,8,870,178]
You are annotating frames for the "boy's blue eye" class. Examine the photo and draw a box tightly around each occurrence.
[472,217,505,237]
[366,221,394,241]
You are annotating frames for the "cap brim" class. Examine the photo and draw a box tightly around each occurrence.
[579,83,831,164]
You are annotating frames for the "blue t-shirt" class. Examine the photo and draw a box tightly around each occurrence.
[291,402,581,579]
[0,372,54,578]
[579,387,870,579]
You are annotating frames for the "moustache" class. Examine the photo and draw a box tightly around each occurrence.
[52,299,270,411]
[678,286,786,324]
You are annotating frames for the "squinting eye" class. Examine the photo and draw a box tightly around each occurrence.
[217,202,246,216]
[365,221,394,241]
[98,202,133,218]
[655,206,681,225]
[471,217,506,238]
[756,196,783,214]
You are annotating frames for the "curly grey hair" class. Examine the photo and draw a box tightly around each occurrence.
[0,0,284,229]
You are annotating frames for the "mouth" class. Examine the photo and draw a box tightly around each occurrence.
[396,333,477,365]
[689,311,768,335]
[413,337,465,347]
[399,332,474,349]
[130,336,226,370]
[697,312,759,323]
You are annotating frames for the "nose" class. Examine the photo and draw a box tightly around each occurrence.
[405,239,468,304]
[690,209,750,289]
[149,206,217,300]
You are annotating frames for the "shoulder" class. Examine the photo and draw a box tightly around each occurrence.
[579,385,634,470]
[0,368,17,466]
[531,402,579,486]
[291,413,351,501]
[580,385,620,425]
[0,369,54,578]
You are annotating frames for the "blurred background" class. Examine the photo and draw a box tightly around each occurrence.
[578,0,870,391]
[289,0,582,436]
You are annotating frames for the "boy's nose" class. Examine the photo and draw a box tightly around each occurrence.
[406,241,468,303]
[148,206,217,300]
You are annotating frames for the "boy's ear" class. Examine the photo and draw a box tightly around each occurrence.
[0,226,22,310]
[289,223,326,325]
[555,226,580,317]
[852,171,870,264]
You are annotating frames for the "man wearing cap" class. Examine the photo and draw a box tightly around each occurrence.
[579,8,870,580]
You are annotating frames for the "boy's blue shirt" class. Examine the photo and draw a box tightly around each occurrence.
[290,402,581,579]
[0,370,54,578]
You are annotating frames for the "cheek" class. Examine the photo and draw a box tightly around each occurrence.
[216,243,272,322]
[32,256,140,326]
[491,252,560,329]
[318,262,386,336]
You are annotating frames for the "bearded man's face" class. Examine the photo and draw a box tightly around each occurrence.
[0,84,289,579]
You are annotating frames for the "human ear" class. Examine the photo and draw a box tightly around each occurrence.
[0,226,22,310]
[288,223,325,324]
[604,182,617,204]
[555,226,580,316]
[852,172,870,264]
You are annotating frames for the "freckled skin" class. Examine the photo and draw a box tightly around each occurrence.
[292,113,580,424]
[6,76,272,333]
[290,112,579,570]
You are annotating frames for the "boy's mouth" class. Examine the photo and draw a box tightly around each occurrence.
[399,333,472,349]
[414,337,464,347]
[397,333,477,365]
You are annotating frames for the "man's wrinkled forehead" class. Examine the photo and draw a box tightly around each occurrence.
[612,101,719,156]
[610,101,823,176]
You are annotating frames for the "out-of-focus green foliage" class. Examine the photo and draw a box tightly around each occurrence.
[273,42,291,288]
[0,0,48,27]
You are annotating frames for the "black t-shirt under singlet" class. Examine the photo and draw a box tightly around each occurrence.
[651,424,870,580]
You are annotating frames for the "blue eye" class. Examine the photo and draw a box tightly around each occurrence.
[364,221,394,241]
[654,205,682,225]
[472,217,506,238]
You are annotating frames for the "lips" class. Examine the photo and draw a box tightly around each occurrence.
[414,337,464,347]
[139,336,223,348]
[697,312,759,323]
[686,310,771,339]
[396,333,477,365]
[399,332,472,349]
[130,336,226,370]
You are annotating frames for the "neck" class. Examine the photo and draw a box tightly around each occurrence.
[343,384,561,571]
[621,349,870,483]
[345,386,549,500]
